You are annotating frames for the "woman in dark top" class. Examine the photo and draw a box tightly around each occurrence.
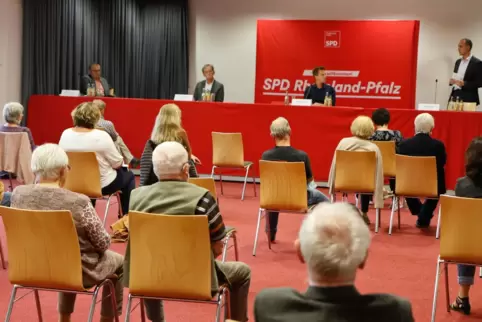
[140,104,199,186]
[451,137,482,315]
[369,108,403,144]
[1,102,36,150]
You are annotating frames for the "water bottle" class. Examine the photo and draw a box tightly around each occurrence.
[284,91,290,105]
[455,97,461,111]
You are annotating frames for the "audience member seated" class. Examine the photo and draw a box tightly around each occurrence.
[140,103,200,186]
[261,117,329,243]
[1,102,36,150]
[328,116,384,225]
[59,102,135,215]
[10,144,124,322]
[0,182,11,207]
[124,142,251,322]
[93,99,140,168]
[254,202,415,322]
[398,113,446,228]
[450,137,482,315]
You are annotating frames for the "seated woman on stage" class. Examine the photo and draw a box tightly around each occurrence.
[11,144,124,322]
[328,116,384,225]
[1,102,36,150]
[451,137,482,315]
[59,102,135,215]
[140,103,200,186]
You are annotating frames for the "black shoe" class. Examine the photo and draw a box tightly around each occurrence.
[451,296,471,315]
[269,231,276,243]
[416,221,430,229]
[129,158,141,168]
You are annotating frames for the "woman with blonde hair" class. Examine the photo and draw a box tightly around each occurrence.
[140,103,200,186]
[327,116,384,225]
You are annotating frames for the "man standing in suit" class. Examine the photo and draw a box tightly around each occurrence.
[80,63,113,97]
[450,38,482,105]
[398,113,447,228]
[193,64,225,102]
[254,202,414,322]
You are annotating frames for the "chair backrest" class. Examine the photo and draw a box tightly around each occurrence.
[372,141,396,177]
[212,132,245,167]
[64,151,103,198]
[395,155,437,197]
[439,195,482,263]
[334,150,377,193]
[0,132,35,183]
[259,160,307,211]
[128,211,212,300]
[188,178,217,198]
[0,206,84,290]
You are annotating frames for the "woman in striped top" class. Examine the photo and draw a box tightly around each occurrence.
[140,103,200,186]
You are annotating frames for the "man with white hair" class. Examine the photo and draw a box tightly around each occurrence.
[261,117,329,242]
[398,113,447,228]
[123,141,251,322]
[254,203,414,322]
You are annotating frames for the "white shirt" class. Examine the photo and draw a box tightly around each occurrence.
[453,55,472,90]
[204,81,213,92]
[59,128,123,188]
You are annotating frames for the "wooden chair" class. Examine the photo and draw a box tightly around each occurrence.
[431,196,482,322]
[331,151,382,232]
[211,132,256,201]
[64,151,123,226]
[372,140,398,213]
[253,161,307,256]
[188,177,239,262]
[0,206,119,322]
[0,132,35,190]
[392,155,437,235]
[125,211,230,322]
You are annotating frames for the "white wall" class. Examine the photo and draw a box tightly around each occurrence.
[189,0,482,107]
[0,0,22,122]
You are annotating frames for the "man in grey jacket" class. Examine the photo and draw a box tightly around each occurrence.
[193,64,224,102]
[255,202,414,322]
[80,63,113,97]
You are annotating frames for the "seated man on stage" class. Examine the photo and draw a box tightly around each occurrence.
[193,64,225,102]
[93,100,140,168]
[398,113,446,228]
[124,142,251,322]
[304,66,336,106]
[261,117,329,242]
[80,63,112,97]
[254,202,414,322]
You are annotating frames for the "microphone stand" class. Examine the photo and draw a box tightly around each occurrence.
[434,79,438,104]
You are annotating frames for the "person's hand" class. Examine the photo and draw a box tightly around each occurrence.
[211,240,224,258]
[313,103,325,106]
[192,154,201,164]
[449,78,456,85]
[455,80,465,87]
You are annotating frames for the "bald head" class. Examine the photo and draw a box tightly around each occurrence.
[270,117,291,140]
[297,203,371,284]
[152,141,189,180]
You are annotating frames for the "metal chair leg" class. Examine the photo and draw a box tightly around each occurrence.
[140,299,146,322]
[389,197,396,235]
[5,285,19,321]
[0,238,6,269]
[210,166,215,178]
[87,284,102,322]
[397,197,401,229]
[215,292,224,322]
[375,207,380,234]
[436,206,442,239]
[252,208,263,256]
[34,290,43,322]
[479,267,482,278]
[219,174,224,195]
[8,172,14,191]
[125,294,133,322]
[103,195,114,227]
[431,258,443,322]
[106,280,119,322]
[222,234,231,263]
[233,232,239,261]
[241,166,250,201]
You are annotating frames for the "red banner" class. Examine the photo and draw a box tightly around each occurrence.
[255,20,420,109]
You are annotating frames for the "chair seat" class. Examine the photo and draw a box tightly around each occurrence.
[225,226,237,234]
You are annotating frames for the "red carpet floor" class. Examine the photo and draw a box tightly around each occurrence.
[0,181,481,321]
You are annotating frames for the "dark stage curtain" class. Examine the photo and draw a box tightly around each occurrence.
[21,0,188,106]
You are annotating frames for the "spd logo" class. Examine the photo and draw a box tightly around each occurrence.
[324,31,341,48]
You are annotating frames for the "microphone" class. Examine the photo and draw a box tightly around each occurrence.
[304,83,313,99]
[434,79,438,104]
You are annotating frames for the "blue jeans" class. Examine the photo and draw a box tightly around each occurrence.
[266,188,329,233]
[2,191,11,207]
[458,265,476,285]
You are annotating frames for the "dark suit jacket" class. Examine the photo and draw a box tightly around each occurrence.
[80,74,112,96]
[254,286,414,322]
[193,79,224,102]
[451,56,482,105]
[398,133,447,194]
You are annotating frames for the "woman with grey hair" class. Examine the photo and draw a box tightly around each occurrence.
[1,102,36,150]
[11,143,124,322]
[398,113,446,228]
